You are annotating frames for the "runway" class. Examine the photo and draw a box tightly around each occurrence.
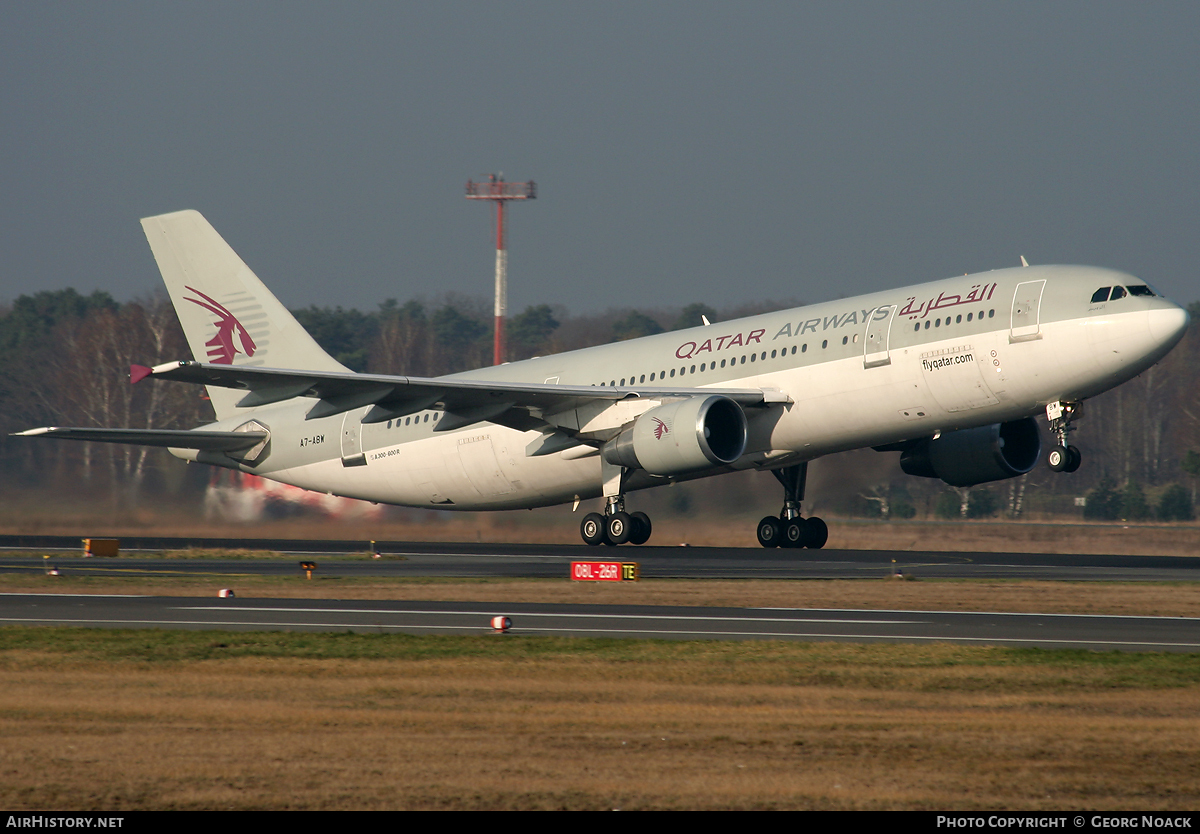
[1,537,1197,651]
[1,593,1198,651]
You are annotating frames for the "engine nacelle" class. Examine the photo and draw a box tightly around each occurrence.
[602,395,748,476]
[899,417,1041,487]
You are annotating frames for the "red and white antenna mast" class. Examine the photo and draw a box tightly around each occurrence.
[465,174,537,365]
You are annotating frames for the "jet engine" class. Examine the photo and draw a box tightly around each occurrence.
[602,395,747,476]
[899,417,1041,487]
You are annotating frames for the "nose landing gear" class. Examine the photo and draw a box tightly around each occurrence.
[1046,401,1082,473]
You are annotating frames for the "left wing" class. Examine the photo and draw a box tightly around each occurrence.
[134,360,791,433]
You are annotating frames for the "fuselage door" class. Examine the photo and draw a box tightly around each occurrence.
[340,410,367,467]
[1010,280,1046,342]
[863,305,896,368]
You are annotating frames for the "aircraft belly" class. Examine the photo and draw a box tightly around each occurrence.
[764,356,929,454]
[284,428,602,511]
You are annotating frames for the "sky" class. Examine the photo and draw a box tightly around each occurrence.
[2,2,1198,316]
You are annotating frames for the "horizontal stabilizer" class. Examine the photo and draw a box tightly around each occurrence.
[13,427,268,452]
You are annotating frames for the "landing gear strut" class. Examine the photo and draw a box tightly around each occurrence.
[1046,401,1082,473]
[580,479,652,546]
[757,462,827,549]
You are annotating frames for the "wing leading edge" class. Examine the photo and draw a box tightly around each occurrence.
[133,360,792,433]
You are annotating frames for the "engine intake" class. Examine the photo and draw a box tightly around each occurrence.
[602,395,747,476]
[899,417,1041,487]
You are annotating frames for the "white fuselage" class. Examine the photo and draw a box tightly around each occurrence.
[186,265,1188,511]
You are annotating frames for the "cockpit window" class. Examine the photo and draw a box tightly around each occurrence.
[1091,287,1111,303]
[1127,285,1156,297]
[1110,286,1128,300]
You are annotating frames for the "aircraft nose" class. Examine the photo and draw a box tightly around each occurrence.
[1148,304,1190,346]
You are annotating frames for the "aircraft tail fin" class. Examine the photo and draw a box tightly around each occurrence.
[140,210,347,419]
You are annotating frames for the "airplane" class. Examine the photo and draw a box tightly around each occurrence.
[16,210,1190,548]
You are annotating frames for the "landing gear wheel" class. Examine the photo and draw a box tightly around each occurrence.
[805,517,828,550]
[607,511,633,545]
[629,511,652,545]
[757,516,783,548]
[581,513,606,546]
[1048,445,1069,472]
[1064,445,1082,473]
[782,519,807,548]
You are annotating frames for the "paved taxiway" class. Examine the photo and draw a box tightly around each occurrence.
[3,537,1199,581]
[1,593,1198,651]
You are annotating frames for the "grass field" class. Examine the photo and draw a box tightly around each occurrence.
[0,628,1198,810]
[2,561,1200,810]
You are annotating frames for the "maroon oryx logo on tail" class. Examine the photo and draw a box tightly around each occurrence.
[652,417,669,440]
[183,286,256,364]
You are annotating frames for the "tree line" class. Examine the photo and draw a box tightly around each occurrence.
[2,288,1198,522]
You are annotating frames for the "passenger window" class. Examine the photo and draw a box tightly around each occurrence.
[1091,287,1111,303]
[1110,286,1128,300]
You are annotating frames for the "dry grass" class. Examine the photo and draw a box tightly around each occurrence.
[0,635,1198,810]
[4,521,1199,810]
[3,501,1198,555]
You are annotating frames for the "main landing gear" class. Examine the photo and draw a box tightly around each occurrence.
[581,496,652,546]
[757,462,827,549]
[1045,401,1082,473]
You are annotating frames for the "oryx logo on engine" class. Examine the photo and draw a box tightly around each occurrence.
[652,418,670,440]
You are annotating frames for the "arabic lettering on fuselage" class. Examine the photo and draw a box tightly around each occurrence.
[898,282,997,321]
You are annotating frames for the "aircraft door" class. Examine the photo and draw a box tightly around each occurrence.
[1010,280,1046,342]
[340,410,367,467]
[863,305,896,368]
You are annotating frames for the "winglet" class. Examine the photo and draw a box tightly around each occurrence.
[130,364,153,385]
